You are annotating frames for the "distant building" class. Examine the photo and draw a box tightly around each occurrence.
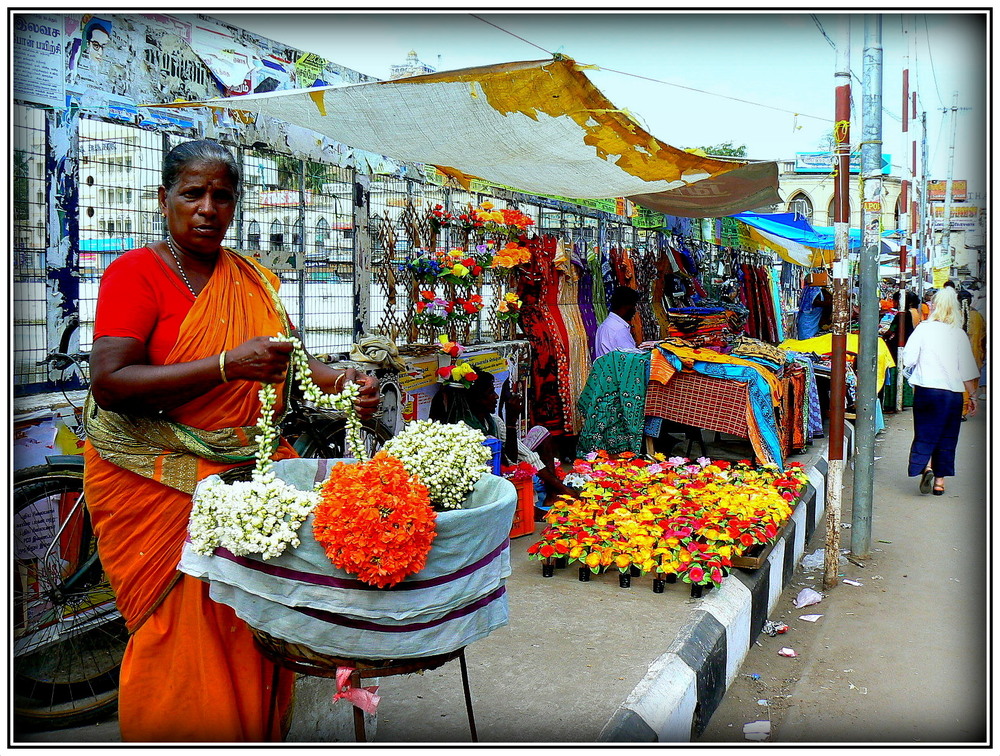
[389,50,436,80]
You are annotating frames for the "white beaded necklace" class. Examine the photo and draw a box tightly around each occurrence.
[166,236,198,298]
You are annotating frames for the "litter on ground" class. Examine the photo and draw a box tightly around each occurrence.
[793,587,823,608]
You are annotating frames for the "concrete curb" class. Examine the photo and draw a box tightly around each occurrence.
[598,451,832,742]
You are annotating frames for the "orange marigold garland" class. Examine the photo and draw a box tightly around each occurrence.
[312,452,437,589]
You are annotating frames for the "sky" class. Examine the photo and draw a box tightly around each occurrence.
[213,10,988,200]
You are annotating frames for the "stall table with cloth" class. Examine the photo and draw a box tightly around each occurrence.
[578,344,806,468]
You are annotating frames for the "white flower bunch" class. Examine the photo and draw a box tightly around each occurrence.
[189,472,319,559]
[188,334,365,560]
[381,419,492,510]
[271,333,364,461]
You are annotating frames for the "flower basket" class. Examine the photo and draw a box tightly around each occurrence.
[728,510,796,570]
[179,458,518,660]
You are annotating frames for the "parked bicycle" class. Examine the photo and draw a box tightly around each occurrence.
[13,329,392,732]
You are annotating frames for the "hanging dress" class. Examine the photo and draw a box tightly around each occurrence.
[516,235,573,436]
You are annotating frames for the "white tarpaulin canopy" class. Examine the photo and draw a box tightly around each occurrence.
[153,57,780,218]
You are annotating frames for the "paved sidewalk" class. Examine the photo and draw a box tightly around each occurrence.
[698,399,989,743]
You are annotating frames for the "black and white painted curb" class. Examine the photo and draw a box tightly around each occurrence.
[598,435,844,742]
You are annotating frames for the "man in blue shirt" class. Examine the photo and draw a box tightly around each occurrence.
[594,286,641,359]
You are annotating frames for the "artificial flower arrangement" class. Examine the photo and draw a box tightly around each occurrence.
[427,203,454,231]
[452,294,484,320]
[489,241,533,270]
[527,451,808,589]
[403,250,443,284]
[496,291,523,322]
[473,201,536,238]
[434,335,478,388]
[437,248,484,287]
[414,289,454,328]
[501,460,538,482]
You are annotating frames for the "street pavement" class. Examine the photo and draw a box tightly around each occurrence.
[15,396,989,746]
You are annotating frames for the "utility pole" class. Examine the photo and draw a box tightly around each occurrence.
[895,17,911,412]
[824,23,851,590]
[941,91,959,281]
[852,14,882,559]
[919,109,929,295]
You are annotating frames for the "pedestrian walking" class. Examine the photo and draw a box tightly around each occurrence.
[899,286,980,496]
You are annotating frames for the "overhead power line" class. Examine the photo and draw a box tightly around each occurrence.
[470,13,831,123]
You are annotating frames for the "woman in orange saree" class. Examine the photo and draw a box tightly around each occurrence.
[83,140,378,742]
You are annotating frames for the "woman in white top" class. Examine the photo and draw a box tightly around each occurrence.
[899,287,980,495]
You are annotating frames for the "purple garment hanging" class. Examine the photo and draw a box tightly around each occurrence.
[575,243,598,359]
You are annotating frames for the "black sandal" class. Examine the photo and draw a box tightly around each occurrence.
[919,469,935,495]
[932,485,945,496]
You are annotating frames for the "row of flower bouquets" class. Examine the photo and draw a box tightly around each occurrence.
[408,201,536,330]
[526,452,808,597]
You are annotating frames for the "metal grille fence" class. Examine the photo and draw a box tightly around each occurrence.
[13,105,48,387]
[14,106,647,394]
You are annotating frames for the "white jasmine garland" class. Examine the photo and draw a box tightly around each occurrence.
[189,334,366,559]
[380,419,492,510]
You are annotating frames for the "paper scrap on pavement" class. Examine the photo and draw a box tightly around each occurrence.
[743,720,771,741]
[843,579,863,586]
[798,614,823,622]
[778,647,798,657]
[757,699,769,706]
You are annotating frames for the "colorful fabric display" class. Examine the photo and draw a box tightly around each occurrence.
[577,350,650,455]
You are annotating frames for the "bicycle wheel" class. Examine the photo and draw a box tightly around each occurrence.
[293,416,393,460]
[13,464,127,732]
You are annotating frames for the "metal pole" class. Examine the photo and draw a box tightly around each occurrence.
[895,29,910,413]
[851,14,883,559]
[919,110,929,296]
[353,171,372,342]
[825,23,851,590]
[298,158,307,337]
[941,91,959,281]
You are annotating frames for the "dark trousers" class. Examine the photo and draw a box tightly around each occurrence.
[907,385,964,478]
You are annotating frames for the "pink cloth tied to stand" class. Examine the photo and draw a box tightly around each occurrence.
[332,667,381,714]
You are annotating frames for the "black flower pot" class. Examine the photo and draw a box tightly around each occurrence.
[629,565,641,577]
[690,583,704,598]
[619,572,631,588]
[578,567,591,582]
[665,573,677,584]
[652,579,665,594]
[555,557,568,569]
[542,562,555,578]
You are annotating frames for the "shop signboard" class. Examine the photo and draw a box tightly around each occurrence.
[261,189,313,207]
[927,179,968,202]
[13,14,67,109]
[930,204,979,231]
[794,152,891,174]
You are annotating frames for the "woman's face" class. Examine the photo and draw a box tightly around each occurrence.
[158,160,236,258]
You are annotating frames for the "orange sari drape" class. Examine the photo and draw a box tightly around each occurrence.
[83,249,297,742]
